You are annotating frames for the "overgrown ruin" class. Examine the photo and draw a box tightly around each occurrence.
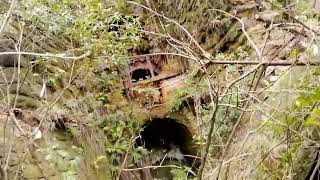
[1,0,320,179]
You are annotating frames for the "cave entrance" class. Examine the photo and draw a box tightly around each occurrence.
[135,118,196,164]
[131,69,152,82]
[133,118,199,179]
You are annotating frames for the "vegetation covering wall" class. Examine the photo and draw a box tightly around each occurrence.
[0,0,320,179]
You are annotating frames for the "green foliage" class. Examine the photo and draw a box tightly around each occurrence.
[269,68,320,135]
[165,77,208,113]
[96,109,147,175]
[43,143,82,179]
[293,0,318,20]
[306,107,320,126]
[295,85,320,127]
[20,0,146,92]
[11,0,319,179]
[16,1,152,177]
[261,66,320,177]
[170,168,188,180]
[289,49,299,62]
[0,2,9,13]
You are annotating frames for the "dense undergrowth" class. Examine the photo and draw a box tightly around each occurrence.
[0,0,320,179]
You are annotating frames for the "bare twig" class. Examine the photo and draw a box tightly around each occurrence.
[215,90,253,179]
[117,52,320,66]
[0,0,17,35]
[123,164,184,171]
[310,154,320,180]
[208,59,320,66]
[0,51,91,60]
[127,1,211,60]
[203,153,251,179]
[207,9,262,62]
[265,0,319,35]
[216,52,270,179]
[197,94,219,180]
[117,144,131,180]
[221,33,296,98]
[13,19,24,108]
[8,111,25,135]
[235,102,281,156]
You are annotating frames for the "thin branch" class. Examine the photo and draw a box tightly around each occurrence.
[117,144,131,180]
[0,51,91,60]
[233,102,281,161]
[209,59,320,66]
[13,19,24,108]
[123,165,182,171]
[126,1,211,60]
[8,111,25,135]
[221,33,296,98]
[251,99,320,146]
[310,153,320,180]
[115,52,320,66]
[102,52,197,61]
[207,9,262,62]
[0,0,17,35]
[203,153,251,179]
[265,0,319,35]
[215,77,258,179]
[197,94,219,180]
[220,64,261,99]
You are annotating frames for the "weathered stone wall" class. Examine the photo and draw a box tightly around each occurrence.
[0,18,87,179]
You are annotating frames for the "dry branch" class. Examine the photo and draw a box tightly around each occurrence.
[127,1,211,60]
[265,0,319,35]
[207,9,262,62]
[208,59,320,66]
[0,51,91,60]
[0,0,17,35]
[197,94,219,180]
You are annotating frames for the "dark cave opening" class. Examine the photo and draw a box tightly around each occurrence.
[131,69,152,82]
[134,118,193,157]
[131,118,198,179]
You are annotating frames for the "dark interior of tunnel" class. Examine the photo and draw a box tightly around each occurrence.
[131,69,152,82]
[133,118,200,179]
[134,118,193,157]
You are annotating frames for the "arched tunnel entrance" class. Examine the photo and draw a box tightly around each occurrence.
[134,118,198,168]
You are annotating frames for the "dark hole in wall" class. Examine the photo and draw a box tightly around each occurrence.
[134,118,195,161]
[135,118,190,150]
[54,118,66,129]
[131,69,152,82]
[133,119,200,179]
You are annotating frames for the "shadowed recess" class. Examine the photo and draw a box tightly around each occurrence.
[135,118,193,155]
[131,69,152,82]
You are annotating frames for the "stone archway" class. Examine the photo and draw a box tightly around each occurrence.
[135,118,198,166]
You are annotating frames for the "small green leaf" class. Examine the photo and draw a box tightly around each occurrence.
[290,49,298,60]
[306,115,320,126]
[313,108,320,116]
[295,97,309,107]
